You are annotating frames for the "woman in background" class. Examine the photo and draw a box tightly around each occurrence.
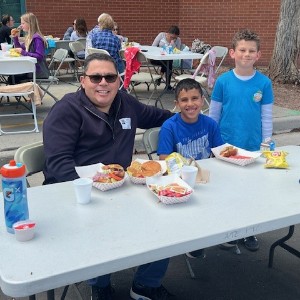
[70,17,88,59]
[152,25,181,90]
[10,12,49,83]
[91,13,124,74]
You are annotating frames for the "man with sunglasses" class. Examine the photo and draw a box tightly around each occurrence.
[43,53,173,300]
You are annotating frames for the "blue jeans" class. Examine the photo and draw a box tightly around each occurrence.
[88,258,169,288]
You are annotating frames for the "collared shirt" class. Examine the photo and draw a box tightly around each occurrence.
[91,29,124,73]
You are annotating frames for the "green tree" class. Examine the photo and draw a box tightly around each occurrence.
[268,0,300,83]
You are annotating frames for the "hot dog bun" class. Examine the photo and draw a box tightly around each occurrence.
[220,146,238,157]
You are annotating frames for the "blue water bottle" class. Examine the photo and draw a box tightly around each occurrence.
[0,160,29,234]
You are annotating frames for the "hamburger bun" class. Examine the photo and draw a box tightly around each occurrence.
[102,164,125,179]
[11,28,20,36]
[127,161,161,178]
[141,161,161,177]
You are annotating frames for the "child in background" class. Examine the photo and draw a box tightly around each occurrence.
[10,12,49,83]
[209,29,274,251]
[158,78,223,161]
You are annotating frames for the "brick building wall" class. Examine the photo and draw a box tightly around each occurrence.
[26,0,281,66]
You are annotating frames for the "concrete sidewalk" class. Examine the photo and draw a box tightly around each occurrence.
[1,76,300,300]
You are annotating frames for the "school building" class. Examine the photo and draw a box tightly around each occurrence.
[3,0,281,66]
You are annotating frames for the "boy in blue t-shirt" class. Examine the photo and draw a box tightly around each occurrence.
[209,29,274,252]
[158,78,223,161]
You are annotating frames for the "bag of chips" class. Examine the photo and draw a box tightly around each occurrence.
[263,151,289,169]
[165,152,187,174]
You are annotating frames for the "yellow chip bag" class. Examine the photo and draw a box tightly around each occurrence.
[165,152,187,174]
[263,151,289,169]
[9,49,21,57]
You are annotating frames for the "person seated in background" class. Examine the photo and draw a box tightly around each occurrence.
[42,53,174,300]
[112,21,126,43]
[9,12,49,84]
[90,13,124,74]
[152,25,181,90]
[85,15,102,57]
[0,14,15,46]
[63,20,75,40]
[70,17,88,59]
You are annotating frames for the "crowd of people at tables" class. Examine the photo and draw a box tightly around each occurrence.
[2,11,183,90]
[1,12,273,299]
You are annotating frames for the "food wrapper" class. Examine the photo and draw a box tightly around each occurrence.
[9,49,21,57]
[165,152,187,174]
[263,151,289,169]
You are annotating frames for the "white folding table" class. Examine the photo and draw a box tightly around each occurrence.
[0,145,299,299]
[140,46,203,106]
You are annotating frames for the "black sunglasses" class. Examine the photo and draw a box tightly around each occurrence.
[84,74,118,84]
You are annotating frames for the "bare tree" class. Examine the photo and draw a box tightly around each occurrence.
[268,0,300,83]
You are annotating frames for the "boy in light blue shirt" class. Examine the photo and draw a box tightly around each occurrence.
[209,29,274,251]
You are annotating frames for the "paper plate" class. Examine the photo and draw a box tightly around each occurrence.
[146,174,193,205]
[92,177,125,191]
[127,159,166,185]
[211,143,261,166]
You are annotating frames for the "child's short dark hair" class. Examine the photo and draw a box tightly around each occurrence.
[232,29,260,51]
[175,78,203,100]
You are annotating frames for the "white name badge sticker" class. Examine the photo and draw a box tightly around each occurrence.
[119,118,131,129]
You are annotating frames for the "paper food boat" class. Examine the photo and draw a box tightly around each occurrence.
[127,159,167,185]
[75,163,125,191]
[211,143,261,166]
[146,174,193,205]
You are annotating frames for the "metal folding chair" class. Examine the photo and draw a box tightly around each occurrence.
[0,59,39,135]
[37,48,69,102]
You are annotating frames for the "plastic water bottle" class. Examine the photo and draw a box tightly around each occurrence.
[0,160,29,234]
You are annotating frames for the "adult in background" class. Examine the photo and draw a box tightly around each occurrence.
[10,12,49,84]
[91,13,124,74]
[152,25,181,90]
[63,20,75,40]
[43,53,174,300]
[70,17,88,59]
[0,14,15,46]
[112,21,126,43]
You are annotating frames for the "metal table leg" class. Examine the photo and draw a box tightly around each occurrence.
[47,289,55,300]
[268,225,300,268]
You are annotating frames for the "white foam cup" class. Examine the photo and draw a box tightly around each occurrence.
[73,178,93,204]
[180,166,198,188]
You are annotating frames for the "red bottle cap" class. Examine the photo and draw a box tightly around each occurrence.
[0,160,26,178]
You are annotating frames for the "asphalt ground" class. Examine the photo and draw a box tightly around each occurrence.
[1,72,300,300]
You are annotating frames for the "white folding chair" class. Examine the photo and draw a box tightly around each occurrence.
[69,41,86,80]
[37,48,68,102]
[142,127,197,278]
[87,47,110,56]
[54,40,76,75]
[174,46,228,113]
[0,59,39,135]
[123,51,162,106]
